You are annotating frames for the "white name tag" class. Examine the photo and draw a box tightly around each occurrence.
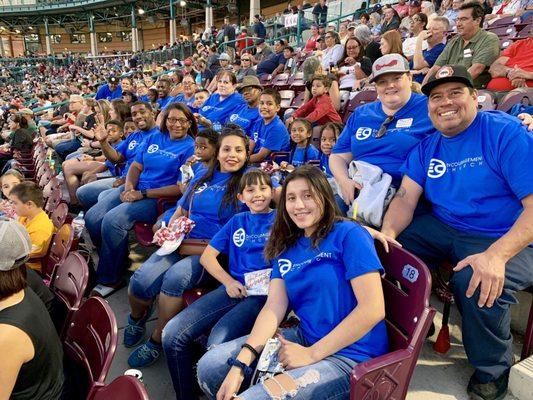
[396,118,413,128]
[464,49,472,58]
[244,268,272,296]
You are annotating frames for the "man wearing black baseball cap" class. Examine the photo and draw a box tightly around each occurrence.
[95,75,123,101]
[381,65,533,400]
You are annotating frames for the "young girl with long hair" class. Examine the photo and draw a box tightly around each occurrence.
[280,119,320,173]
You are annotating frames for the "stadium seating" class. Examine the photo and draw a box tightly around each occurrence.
[89,375,150,400]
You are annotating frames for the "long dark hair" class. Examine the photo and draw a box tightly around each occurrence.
[186,124,250,215]
[289,118,312,164]
[159,102,198,138]
[340,37,365,66]
[264,165,343,260]
[110,99,131,122]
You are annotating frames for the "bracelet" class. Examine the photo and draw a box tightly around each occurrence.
[227,357,253,379]
[241,343,260,360]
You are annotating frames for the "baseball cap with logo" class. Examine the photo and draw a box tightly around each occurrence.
[108,76,119,84]
[421,65,474,96]
[369,54,410,83]
[0,218,32,271]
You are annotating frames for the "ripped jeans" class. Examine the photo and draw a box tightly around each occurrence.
[197,326,357,400]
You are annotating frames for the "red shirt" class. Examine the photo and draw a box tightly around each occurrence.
[237,33,253,55]
[293,94,342,125]
[305,35,319,52]
[487,38,533,91]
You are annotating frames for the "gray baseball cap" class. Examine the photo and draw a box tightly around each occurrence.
[0,218,32,271]
[369,54,410,83]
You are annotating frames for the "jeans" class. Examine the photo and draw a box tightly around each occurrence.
[76,177,115,209]
[55,139,81,161]
[197,326,357,400]
[398,214,533,383]
[162,285,267,399]
[85,186,158,284]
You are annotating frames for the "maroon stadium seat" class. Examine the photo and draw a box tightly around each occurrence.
[89,375,149,400]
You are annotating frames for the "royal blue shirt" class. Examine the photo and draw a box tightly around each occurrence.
[95,84,122,100]
[319,153,332,177]
[166,93,196,111]
[200,93,247,132]
[115,126,160,178]
[210,210,276,284]
[333,93,436,184]
[157,96,174,110]
[164,169,247,238]
[228,105,262,136]
[104,140,124,176]
[270,221,388,362]
[134,132,195,190]
[401,111,533,237]
[251,116,291,155]
[257,52,287,76]
[411,43,446,84]
[291,144,321,167]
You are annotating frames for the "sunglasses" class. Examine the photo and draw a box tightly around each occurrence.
[376,115,395,139]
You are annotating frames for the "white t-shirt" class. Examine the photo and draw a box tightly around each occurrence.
[403,37,428,58]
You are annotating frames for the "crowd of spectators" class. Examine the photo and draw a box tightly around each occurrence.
[0,1,532,400]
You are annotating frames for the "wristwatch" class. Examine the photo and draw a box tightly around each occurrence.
[140,189,148,198]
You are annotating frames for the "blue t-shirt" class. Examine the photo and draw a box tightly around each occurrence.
[291,144,320,167]
[157,96,174,110]
[134,133,195,190]
[251,116,291,155]
[164,169,247,238]
[104,140,124,176]
[319,153,332,177]
[411,43,446,84]
[200,93,247,132]
[257,52,287,76]
[333,93,436,184]
[210,210,276,284]
[115,126,160,178]
[165,93,196,111]
[270,221,388,362]
[228,105,262,136]
[401,111,533,237]
[95,84,122,100]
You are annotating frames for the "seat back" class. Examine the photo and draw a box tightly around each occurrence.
[477,90,496,111]
[290,91,306,108]
[350,242,436,400]
[179,238,210,256]
[63,297,118,399]
[487,25,517,38]
[38,168,54,189]
[488,15,520,27]
[43,224,74,281]
[344,90,378,122]
[279,90,295,108]
[89,376,149,400]
[36,162,51,183]
[497,88,533,112]
[44,187,62,216]
[43,177,61,201]
[50,202,69,230]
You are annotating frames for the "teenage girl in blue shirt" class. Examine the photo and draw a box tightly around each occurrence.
[198,165,394,400]
[162,169,276,398]
[126,127,251,369]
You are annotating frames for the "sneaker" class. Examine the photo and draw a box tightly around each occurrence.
[467,371,509,400]
[123,308,153,348]
[128,340,162,368]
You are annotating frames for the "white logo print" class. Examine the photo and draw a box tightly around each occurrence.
[230,114,238,122]
[194,183,208,194]
[128,140,138,150]
[278,259,293,277]
[233,228,246,247]
[428,158,447,178]
[202,105,212,112]
[147,144,159,154]
[252,132,259,142]
[355,127,372,140]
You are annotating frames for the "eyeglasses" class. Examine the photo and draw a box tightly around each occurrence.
[376,115,395,139]
[167,117,190,126]
[242,58,251,61]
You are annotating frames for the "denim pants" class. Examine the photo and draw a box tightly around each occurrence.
[197,326,357,400]
[85,186,158,284]
[55,138,81,161]
[398,214,533,383]
[162,285,267,399]
[76,177,115,209]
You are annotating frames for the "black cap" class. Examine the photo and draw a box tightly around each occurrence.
[421,65,474,96]
[108,76,119,84]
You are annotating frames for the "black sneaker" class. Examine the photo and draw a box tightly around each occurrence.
[467,371,509,400]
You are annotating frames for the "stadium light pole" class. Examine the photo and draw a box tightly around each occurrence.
[169,0,177,45]
[88,14,98,56]
[205,0,213,31]
[131,4,139,53]
[44,17,53,55]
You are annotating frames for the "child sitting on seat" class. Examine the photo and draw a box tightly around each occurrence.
[9,181,54,272]
[318,122,343,178]
[279,118,320,173]
[161,169,276,398]
[286,75,343,126]
[0,169,23,218]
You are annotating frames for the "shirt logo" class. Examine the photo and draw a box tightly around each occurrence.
[201,105,212,112]
[355,127,373,140]
[230,114,238,122]
[278,259,293,277]
[233,228,246,247]
[128,140,138,150]
[428,158,447,178]
[147,144,159,154]
[252,132,259,142]
[194,182,208,194]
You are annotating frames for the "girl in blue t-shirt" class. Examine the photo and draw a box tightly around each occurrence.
[280,118,320,173]
[197,165,391,400]
[162,169,276,398]
[125,127,251,369]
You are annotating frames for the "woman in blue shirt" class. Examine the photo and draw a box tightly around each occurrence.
[125,127,251,369]
[197,165,389,400]
[196,71,247,132]
[87,103,196,296]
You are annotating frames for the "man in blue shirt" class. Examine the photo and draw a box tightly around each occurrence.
[156,77,173,110]
[252,14,266,39]
[256,40,289,78]
[95,76,122,100]
[312,0,328,26]
[410,16,448,84]
[381,66,533,400]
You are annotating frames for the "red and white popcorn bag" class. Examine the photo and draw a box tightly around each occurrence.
[244,268,272,296]
[153,216,196,256]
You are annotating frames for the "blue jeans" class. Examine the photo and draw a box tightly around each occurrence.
[197,326,357,400]
[76,177,115,209]
[85,186,158,284]
[162,285,266,399]
[398,214,533,383]
[55,138,81,160]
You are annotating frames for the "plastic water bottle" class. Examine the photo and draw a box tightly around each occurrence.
[72,211,85,238]
[49,159,56,173]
